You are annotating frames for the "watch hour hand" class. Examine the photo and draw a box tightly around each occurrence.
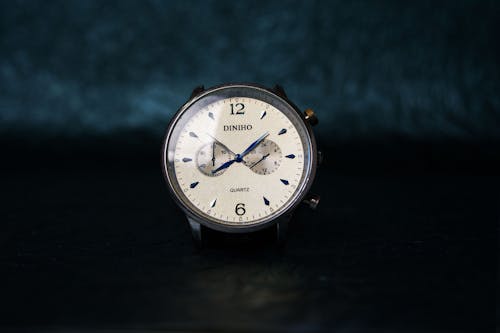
[211,132,269,174]
[211,159,236,174]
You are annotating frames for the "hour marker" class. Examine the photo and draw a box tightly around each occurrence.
[167,93,308,226]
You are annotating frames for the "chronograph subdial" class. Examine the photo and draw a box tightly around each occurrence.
[243,139,282,175]
[196,142,234,177]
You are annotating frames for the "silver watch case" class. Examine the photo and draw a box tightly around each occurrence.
[161,83,318,234]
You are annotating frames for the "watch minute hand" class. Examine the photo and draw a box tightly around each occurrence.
[211,132,269,174]
[239,132,269,158]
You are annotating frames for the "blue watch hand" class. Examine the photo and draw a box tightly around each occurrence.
[211,159,236,174]
[211,132,269,174]
[239,132,269,158]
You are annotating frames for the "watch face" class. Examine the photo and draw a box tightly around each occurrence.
[162,84,315,232]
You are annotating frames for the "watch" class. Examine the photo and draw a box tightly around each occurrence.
[161,83,321,247]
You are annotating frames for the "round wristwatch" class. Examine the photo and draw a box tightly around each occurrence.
[161,83,320,247]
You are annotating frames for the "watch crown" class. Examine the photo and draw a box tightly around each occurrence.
[317,150,323,167]
[303,193,320,210]
[304,108,318,126]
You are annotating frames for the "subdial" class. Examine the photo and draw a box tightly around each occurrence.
[243,139,282,175]
[196,142,234,177]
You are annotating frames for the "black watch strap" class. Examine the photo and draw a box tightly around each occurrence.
[188,219,289,249]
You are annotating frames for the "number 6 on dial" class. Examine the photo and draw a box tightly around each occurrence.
[235,203,246,216]
[161,83,318,232]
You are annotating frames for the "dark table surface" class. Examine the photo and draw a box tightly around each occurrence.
[1,1,499,331]
[0,138,497,332]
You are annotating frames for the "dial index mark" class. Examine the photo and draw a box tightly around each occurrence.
[170,94,307,226]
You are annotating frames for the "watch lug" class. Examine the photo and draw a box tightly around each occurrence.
[317,149,323,167]
[276,216,291,245]
[187,217,202,248]
[273,85,288,99]
[190,85,205,99]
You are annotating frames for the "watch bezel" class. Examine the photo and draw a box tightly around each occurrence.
[161,83,317,233]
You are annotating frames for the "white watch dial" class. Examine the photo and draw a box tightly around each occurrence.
[243,139,282,175]
[164,87,313,227]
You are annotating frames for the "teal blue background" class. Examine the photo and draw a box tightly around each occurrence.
[1,0,498,142]
[0,2,497,331]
